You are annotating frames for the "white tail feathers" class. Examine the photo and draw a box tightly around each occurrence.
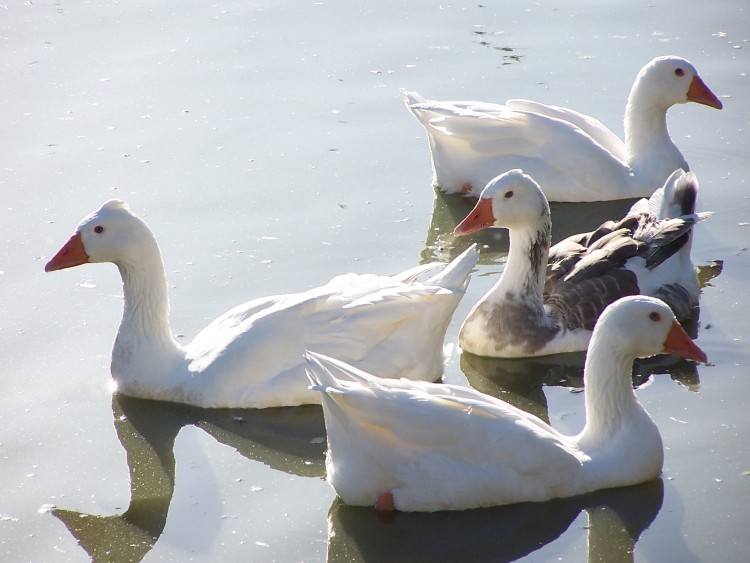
[425,244,479,290]
[629,168,700,220]
[305,350,372,392]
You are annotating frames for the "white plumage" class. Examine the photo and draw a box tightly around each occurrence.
[403,56,722,201]
[45,200,479,408]
[306,295,707,512]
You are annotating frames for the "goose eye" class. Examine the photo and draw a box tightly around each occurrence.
[504,190,514,199]
[94,225,104,234]
[674,68,685,77]
[649,312,661,322]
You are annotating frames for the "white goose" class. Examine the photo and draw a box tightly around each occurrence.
[453,169,707,358]
[45,199,479,409]
[305,295,707,512]
[403,55,722,201]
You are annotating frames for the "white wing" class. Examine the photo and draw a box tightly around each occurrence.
[409,98,633,201]
[306,352,587,510]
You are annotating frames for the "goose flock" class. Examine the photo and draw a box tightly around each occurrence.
[46,55,721,512]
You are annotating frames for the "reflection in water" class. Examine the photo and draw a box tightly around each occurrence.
[327,479,663,562]
[462,344,705,407]
[51,394,326,562]
[695,259,723,288]
[420,189,504,265]
[460,351,585,424]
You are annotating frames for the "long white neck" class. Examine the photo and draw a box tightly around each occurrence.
[623,84,680,169]
[576,329,642,450]
[111,239,184,394]
[118,257,175,346]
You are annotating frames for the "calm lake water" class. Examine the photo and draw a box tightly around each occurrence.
[2,1,748,561]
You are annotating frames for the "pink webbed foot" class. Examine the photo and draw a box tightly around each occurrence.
[375,491,395,512]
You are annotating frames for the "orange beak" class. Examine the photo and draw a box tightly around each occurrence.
[45,232,89,272]
[662,320,708,364]
[453,198,495,237]
[686,75,723,110]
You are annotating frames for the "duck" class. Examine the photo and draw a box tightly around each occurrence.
[452,168,708,358]
[305,295,708,512]
[403,55,722,201]
[45,199,479,409]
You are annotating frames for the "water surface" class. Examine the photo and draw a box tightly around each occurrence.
[1,1,748,561]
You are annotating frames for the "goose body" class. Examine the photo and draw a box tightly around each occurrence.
[403,56,722,201]
[45,200,479,408]
[453,169,707,358]
[305,296,707,512]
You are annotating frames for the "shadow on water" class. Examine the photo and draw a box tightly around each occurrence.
[327,478,664,563]
[460,326,706,409]
[460,351,586,424]
[51,394,326,562]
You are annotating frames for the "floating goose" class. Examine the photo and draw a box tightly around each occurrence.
[305,295,707,512]
[403,56,722,201]
[45,199,479,408]
[453,169,707,358]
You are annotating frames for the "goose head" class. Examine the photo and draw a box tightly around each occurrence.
[45,200,156,272]
[595,295,707,363]
[453,170,549,236]
[632,56,722,111]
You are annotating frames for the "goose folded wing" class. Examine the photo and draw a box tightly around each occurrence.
[562,229,640,282]
[545,230,641,331]
[545,268,639,331]
[548,226,635,284]
[506,99,626,160]
[315,370,582,468]
[634,214,705,269]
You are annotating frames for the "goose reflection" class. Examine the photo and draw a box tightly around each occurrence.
[51,394,326,562]
[461,342,704,408]
[460,351,586,424]
[327,478,663,562]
